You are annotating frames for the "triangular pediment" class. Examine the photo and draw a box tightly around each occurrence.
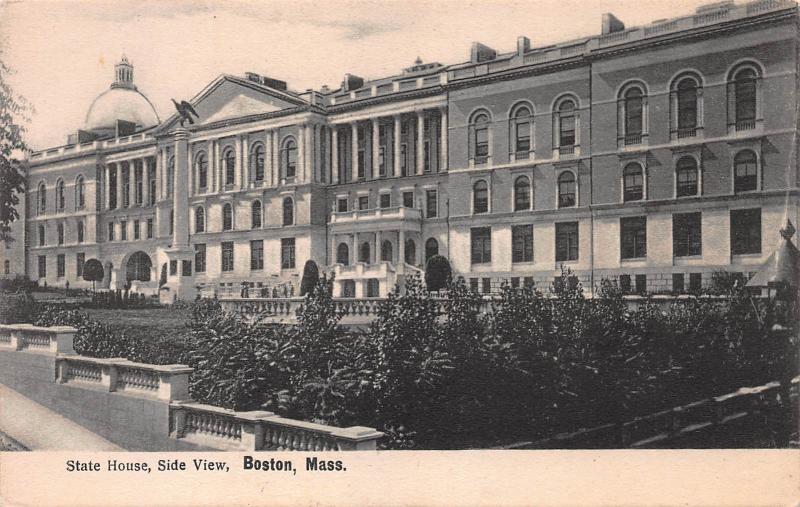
[157,75,306,132]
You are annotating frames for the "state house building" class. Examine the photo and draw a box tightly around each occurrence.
[20,0,800,300]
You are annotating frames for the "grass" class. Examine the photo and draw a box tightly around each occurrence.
[84,307,191,331]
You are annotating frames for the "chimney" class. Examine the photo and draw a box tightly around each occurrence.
[517,36,531,55]
[601,13,626,34]
[470,42,497,63]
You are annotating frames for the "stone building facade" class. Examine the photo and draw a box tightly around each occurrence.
[22,0,800,299]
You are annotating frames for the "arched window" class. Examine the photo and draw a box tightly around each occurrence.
[195,206,205,233]
[223,148,236,186]
[195,152,208,190]
[337,243,350,265]
[734,150,758,193]
[281,138,297,179]
[622,87,644,143]
[732,66,758,130]
[514,176,531,211]
[250,143,265,183]
[38,182,46,214]
[359,242,371,263]
[556,98,577,153]
[56,179,65,211]
[75,176,85,209]
[473,180,489,214]
[425,238,439,261]
[77,221,84,243]
[251,200,262,229]
[167,156,175,197]
[623,163,644,202]
[470,111,491,164]
[282,197,294,226]
[222,203,233,231]
[558,171,576,208]
[676,157,699,197]
[405,239,416,265]
[381,240,393,262]
[673,76,700,137]
[510,103,533,158]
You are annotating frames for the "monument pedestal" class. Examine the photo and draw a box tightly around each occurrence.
[160,247,196,304]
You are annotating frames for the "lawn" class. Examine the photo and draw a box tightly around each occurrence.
[84,307,191,332]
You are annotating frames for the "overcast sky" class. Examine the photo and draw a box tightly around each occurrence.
[1,0,712,150]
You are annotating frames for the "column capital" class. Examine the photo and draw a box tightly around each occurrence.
[170,127,190,140]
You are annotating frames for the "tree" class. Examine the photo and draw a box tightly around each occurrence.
[82,259,104,292]
[424,255,451,292]
[300,260,320,296]
[0,54,31,243]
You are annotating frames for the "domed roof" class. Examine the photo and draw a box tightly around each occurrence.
[84,56,160,131]
[84,87,159,131]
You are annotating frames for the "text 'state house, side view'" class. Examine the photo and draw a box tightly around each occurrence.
[18,0,800,300]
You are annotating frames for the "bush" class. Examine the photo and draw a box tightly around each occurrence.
[82,259,104,291]
[299,260,320,297]
[424,255,451,292]
[0,291,37,324]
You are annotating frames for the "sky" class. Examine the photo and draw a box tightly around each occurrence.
[1,0,713,150]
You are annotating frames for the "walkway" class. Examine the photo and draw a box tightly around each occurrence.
[0,384,123,451]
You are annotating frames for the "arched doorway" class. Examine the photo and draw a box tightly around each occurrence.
[126,251,153,282]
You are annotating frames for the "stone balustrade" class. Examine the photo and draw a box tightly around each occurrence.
[170,401,383,451]
[0,324,76,355]
[0,323,384,451]
[56,356,193,402]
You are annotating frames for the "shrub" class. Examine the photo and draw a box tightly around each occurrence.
[299,260,320,297]
[82,259,104,291]
[0,291,37,324]
[424,255,451,292]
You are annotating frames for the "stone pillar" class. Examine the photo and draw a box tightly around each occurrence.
[393,115,402,177]
[331,127,339,184]
[314,124,322,182]
[142,158,149,205]
[234,137,242,189]
[351,122,359,181]
[116,163,124,210]
[416,111,425,175]
[440,107,448,172]
[376,230,382,262]
[372,118,381,178]
[105,165,111,209]
[349,233,355,265]
[172,129,190,248]
[297,124,305,182]
[264,130,273,187]
[399,229,406,266]
[208,139,217,192]
[242,136,250,189]
[186,146,193,198]
[305,123,313,182]
[271,130,279,185]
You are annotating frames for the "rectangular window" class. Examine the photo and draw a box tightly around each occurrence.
[730,208,761,255]
[471,227,492,264]
[403,191,414,208]
[221,241,234,272]
[482,277,491,294]
[424,140,431,173]
[635,274,647,294]
[182,260,192,277]
[38,255,46,278]
[57,254,65,278]
[510,277,520,288]
[109,168,117,209]
[76,253,85,278]
[250,240,264,270]
[619,274,631,293]
[120,221,127,241]
[426,190,438,218]
[475,126,489,163]
[148,164,156,205]
[400,144,408,176]
[523,276,534,288]
[195,244,206,273]
[58,224,64,245]
[281,238,296,269]
[170,260,177,276]
[378,125,387,176]
[672,273,684,293]
[337,198,348,213]
[38,225,45,246]
[621,216,647,259]
[560,116,576,148]
[3,260,9,275]
[689,273,702,292]
[358,196,369,211]
[469,278,479,292]
[515,121,531,155]
[122,166,130,208]
[135,163,143,206]
[673,213,701,257]
[357,127,366,179]
[133,220,140,240]
[146,218,153,239]
[108,222,115,242]
[555,222,579,262]
[512,225,534,263]
[379,193,391,209]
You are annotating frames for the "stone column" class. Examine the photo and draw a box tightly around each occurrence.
[297,124,305,182]
[372,118,381,178]
[351,122,359,181]
[242,136,250,189]
[271,131,279,186]
[116,163,124,209]
[393,115,402,177]
[314,124,322,182]
[399,230,406,266]
[440,107,448,172]
[186,146,193,197]
[264,130,273,187]
[306,123,314,182]
[142,158,149,205]
[416,111,425,175]
[331,127,339,184]
[172,129,190,248]
[234,137,242,189]
[105,165,111,209]
[375,230,382,262]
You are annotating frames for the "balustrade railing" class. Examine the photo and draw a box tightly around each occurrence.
[0,324,76,354]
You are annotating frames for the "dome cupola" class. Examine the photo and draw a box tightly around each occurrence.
[84,56,159,134]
